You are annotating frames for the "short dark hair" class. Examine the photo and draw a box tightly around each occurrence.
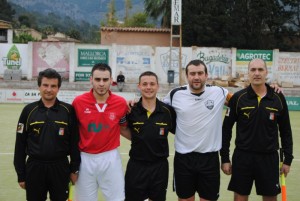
[139,71,158,84]
[185,59,208,75]
[91,63,112,77]
[37,68,62,88]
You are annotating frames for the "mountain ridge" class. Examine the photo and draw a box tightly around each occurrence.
[7,0,145,25]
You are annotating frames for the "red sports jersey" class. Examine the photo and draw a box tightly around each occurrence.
[72,89,128,153]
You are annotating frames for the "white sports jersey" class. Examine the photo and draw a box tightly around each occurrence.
[164,84,228,153]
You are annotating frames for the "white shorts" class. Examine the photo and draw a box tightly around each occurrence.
[75,149,125,201]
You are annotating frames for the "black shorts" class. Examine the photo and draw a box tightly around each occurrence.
[25,157,70,201]
[173,151,220,200]
[228,149,281,196]
[125,158,169,201]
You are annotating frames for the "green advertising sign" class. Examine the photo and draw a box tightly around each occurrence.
[78,49,109,67]
[75,72,91,81]
[286,97,300,111]
[236,50,273,62]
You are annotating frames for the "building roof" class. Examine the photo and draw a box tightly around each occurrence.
[0,20,12,29]
[42,32,80,43]
[101,27,170,33]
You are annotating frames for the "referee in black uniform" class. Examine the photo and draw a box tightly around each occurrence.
[122,71,176,201]
[220,58,293,201]
[14,68,80,201]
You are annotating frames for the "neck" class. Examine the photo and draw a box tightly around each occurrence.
[93,91,109,103]
[142,98,156,113]
[251,84,267,97]
[42,99,56,108]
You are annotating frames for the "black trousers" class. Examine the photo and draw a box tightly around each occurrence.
[25,157,70,201]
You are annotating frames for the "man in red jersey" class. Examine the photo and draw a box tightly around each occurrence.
[72,63,129,201]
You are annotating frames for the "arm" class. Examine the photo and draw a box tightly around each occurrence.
[220,95,238,168]
[120,126,131,140]
[13,108,29,186]
[168,105,177,134]
[278,94,293,169]
[69,107,80,183]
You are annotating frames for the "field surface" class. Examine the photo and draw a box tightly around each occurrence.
[0,104,299,201]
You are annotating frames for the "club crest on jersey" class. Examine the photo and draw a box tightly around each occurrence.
[205,100,214,110]
[109,112,116,120]
[59,128,65,136]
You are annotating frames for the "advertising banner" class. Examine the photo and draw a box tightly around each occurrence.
[286,97,300,111]
[193,47,232,79]
[32,42,73,79]
[275,52,300,86]
[115,45,153,83]
[74,72,91,81]
[78,49,109,67]
[0,44,29,77]
[155,47,192,84]
[236,49,273,81]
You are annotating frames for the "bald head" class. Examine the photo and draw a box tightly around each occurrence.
[248,58,267,70]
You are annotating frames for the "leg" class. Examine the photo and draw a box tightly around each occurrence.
[178,195,195,201]
[25,159,48,201]
[125,159,148,201]
[48,159,69,201]
[234,192,248,201]
[148,160,169,201]
[254,152,280,199]
[174,152,197,200]
[262,196,277,201]
[98,149,125,201]
[75,153,99,201]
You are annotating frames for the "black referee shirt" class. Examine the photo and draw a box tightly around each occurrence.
[14,99,80,182]
[127,98,176,162]
[221,84,293,165]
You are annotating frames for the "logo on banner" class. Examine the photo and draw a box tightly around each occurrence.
[2,45,22,69]
[160,49,187,74]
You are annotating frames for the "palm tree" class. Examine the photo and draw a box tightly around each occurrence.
[144,0,171,28]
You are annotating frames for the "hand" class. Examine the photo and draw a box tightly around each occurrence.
[127,99,137,113]
[280,164,290,177]
[270,83,283,94]
[19,181,26,189]
[70,172,79,184]
[221,163,232,175]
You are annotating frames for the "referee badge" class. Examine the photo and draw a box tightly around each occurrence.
[225,108,230,116]
[159,128,165,135]
[269,112,275,120]
[17,123,24,134]
[59,128,65,136]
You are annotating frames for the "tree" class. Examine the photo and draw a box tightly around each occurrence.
[144,0,171,28]
[226,0,293,49]
[180,0,232,47]
[106,0,118,26]
[13,32,37,43]
[0,0,15,21]
[124,0,132,24]
[124,12,155,27]
[66,29,81,40]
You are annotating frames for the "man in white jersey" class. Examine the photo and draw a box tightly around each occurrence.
[164,59,231,201]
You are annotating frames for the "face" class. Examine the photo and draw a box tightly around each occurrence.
[90,69,112,97]
[138,75,159,100]
[248,59,268,86]
[186,64,208,93]
[39,77,59,102]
